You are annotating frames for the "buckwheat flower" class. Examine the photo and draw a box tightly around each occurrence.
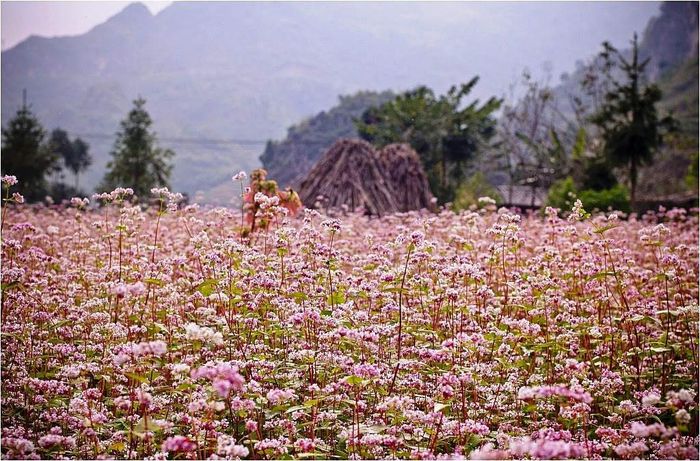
[232,171,247,181]
[113,283,128,298]
[266,388,296,405]
[641,392,661,407]
[184,323,224,347]
[128,281,146,296]
[109,187,134,200]
[229,444,249,458]
[676,409,691,425]
[254,192,268,204]
[294,438,316,452]
[677,388,694,403]
[113,353,130,366]
[71,197,90,208]
[151,187,169,196]
[1,175,18,186]
[135,389,153,406]
[410,230,425,245]
[162,435,196,453]
[213,378,233,398]
[46,225,59,235]
[321,218,341,233]
[141,340,167,356]
[568,199,587,222]
[172,363,190,375]
[208,292,229,303]
[615,441,649,458]
[11,192,24,203]
[470,442,508,460]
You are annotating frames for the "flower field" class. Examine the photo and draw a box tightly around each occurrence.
[1,184,698,459]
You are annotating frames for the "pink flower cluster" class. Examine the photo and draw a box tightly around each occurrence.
[517,384,593,404]
[1,184,697,459]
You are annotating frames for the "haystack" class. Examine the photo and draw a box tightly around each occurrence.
[377,143,435,212]
[298,139,399,216]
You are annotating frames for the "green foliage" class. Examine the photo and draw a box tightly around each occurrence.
[578,185,630,213]
[591,34,677,207]
[356,78,501,203]
[452,172,502,211]
[100,97,175,199]
[579,159,618,191]
[261,91,395,187]
[547,177,578,211]
[1,105,58,202]
[548,176,630,213]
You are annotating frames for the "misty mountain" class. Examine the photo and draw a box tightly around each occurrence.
[554,2,698,125]
[1,2,663,201]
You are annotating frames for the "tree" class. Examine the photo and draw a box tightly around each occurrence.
[1,104,59,202]
[49,129,91,189]
[356,78,501,203]
[591,34,676,209]
[497,71,563,206]
[100,97,175,199]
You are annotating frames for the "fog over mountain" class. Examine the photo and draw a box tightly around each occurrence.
[1,1,662,201]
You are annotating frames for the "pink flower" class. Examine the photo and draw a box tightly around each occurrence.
[162,435,196,453]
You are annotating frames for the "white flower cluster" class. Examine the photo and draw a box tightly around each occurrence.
[568,199,588,222]
[184,322,224,347]
[151,187,184,211]
[93,188,134,202]
[254,192,279,210]
[1,175,18,186]
[70,197,90,209]
[216,434,249,459]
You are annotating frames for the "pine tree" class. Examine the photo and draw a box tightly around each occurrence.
[1,103,58,201]
[100,97,175,199]
[592,34,676,209]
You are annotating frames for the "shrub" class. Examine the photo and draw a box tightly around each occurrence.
[546,176,578,211]
[452,171,502,211]
[578,184,631,213]
[548,176,630,214]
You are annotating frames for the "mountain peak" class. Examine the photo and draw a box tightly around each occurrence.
[90,2,153,33]
[99,2,152,29]
[118,2,152,18]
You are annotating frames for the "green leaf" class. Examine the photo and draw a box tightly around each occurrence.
[125,372,149,384]
[434,402,450,413]
[195,278,218,297]
[285,405,307,414]
[328,291,346,306]
[1,280,22,292]
[344,375,365,386]
[593,224,618,234]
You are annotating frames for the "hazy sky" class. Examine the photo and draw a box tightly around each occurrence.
[1,1,172,50]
